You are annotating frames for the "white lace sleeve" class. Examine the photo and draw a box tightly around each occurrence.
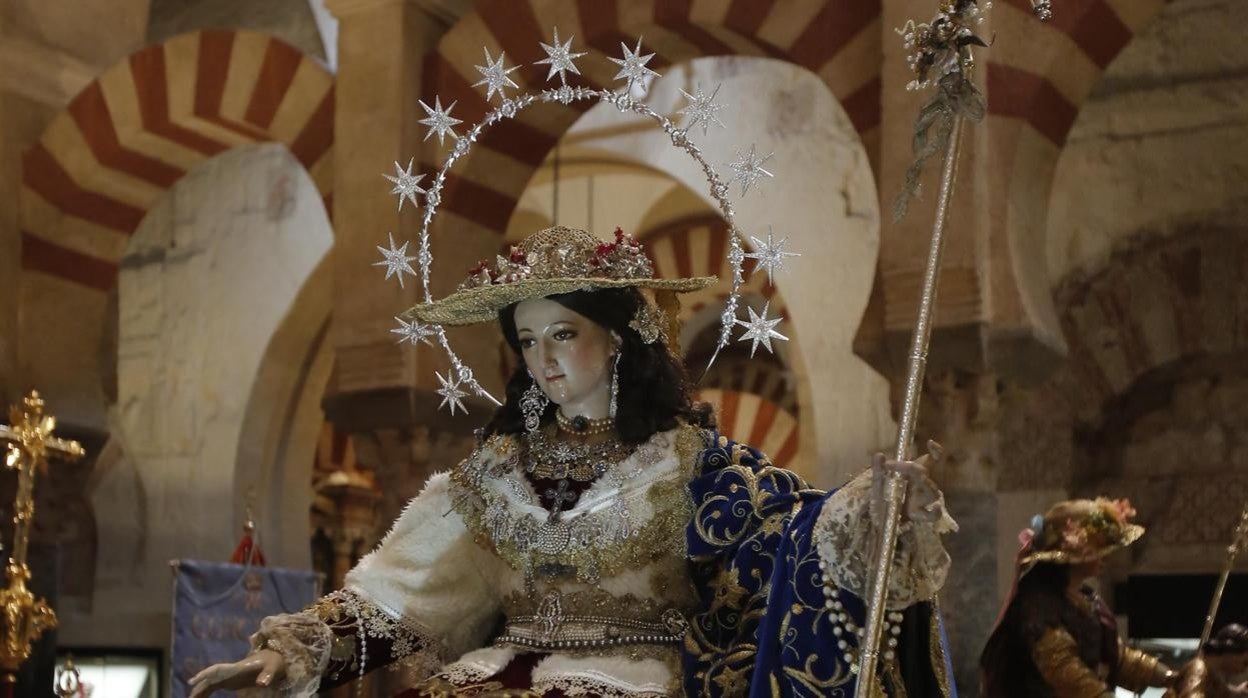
[245,612,332,697]
[812,470,958,610]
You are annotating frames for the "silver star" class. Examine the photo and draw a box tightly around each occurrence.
[608,37,659,93]
[735,302,788,357]
[473,47,521,102]
[745,227,800,285]
[418,96,462,146]
[383,158,425,211]
[436,370,469,415]
[678,83,726,136]
[727,145,775,197]
[373,232,417,288]
[536,27,587,86]
[391,316,436,346]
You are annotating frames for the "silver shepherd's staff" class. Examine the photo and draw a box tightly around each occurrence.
[854,1,1052,694]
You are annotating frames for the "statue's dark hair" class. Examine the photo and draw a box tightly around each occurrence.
[1206,623,1248,655]
[483,287,714,445]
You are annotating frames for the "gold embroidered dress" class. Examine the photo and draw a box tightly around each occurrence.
[246,421,956,697]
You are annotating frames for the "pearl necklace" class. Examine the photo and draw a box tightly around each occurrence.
[556,410,615,436]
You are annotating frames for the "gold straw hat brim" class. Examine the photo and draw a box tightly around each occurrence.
[407,275,717,326]
[1019,523,1145,567]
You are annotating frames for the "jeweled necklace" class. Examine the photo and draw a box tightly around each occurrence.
[523,431,633,483]
[556,410,614,436]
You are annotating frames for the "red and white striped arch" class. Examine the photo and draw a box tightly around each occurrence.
[20,29,335,292]
[987,0,1165,147]
[696,388,799,469]
[425,0,882,239]
[985,1,1168,301]
[638,213,788,325]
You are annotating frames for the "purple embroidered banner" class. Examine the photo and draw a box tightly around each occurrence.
[170,560,320,697]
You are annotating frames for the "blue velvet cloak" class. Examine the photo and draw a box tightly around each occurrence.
[681,432,957,697]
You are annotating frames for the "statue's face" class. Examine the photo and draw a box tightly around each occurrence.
[514,297,617,418]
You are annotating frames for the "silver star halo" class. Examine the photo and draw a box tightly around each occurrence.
[418,96,462,145]
[391,316,435,346]
[473,47,520,102]
[735,302,789,358]
[383,159,425,211]
[678,83,726,136]
[745,226,800,285]
[380,35,796,413]
[536,27,587,86]
[436,370,468,415]
[373,232,417,288]
[608,37,659,93]
[727,144,775,197]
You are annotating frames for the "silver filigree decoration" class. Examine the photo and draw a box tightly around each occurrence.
[418,96,462,146]
[536,27,586,86]
[745,226,799,285]
[677,83,726,136]
[473,47,521,102]
[374,232,417,288]
[383,158,425,211]
[607,37,659,93]
[727,144,774,197]
[735,302,788,358]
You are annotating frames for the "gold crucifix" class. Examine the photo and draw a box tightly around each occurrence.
[0,390,84,687]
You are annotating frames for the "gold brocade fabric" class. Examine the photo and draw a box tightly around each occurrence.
[1030,627,1115,698]
[449,425,705,585]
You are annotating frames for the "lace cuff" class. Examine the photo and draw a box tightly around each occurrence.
[812,470,957,610]
[247,612,333,697]
[249,589,446,695]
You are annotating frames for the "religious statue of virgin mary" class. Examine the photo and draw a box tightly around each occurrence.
[189,225,957,697]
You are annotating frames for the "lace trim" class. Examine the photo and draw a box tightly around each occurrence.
[433,659,497,686]
[451,425,703,584]
[532,669,670,697]
[813,470,956,611]
[248,612,333,697]
[307,588,445,683]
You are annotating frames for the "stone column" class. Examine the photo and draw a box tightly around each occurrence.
[323,0,491,535]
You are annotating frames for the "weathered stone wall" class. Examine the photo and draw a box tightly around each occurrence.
[59,143,333,649]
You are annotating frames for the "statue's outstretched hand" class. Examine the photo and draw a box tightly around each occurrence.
[870,440,945,525]
[188,648,286,697]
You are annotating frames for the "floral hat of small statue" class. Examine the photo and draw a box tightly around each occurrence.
[1018,497,1145,567]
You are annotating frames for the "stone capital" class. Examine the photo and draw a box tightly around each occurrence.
[324,0,472,27]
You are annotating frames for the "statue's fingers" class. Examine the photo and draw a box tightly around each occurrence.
[257,652,283,687]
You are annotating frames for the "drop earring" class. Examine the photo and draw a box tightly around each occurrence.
[520,369,549,434]
[608,353,621,420]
